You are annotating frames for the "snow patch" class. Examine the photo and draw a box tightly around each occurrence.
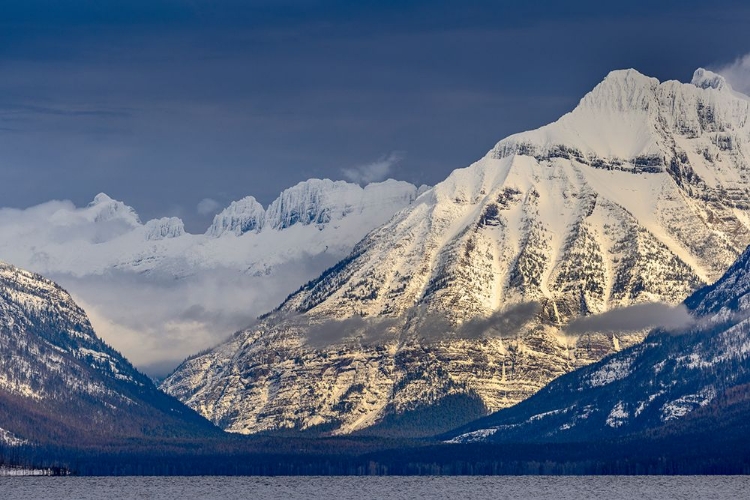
[606,401,629,428]
[660,387,717,422]
[586,356,635,388]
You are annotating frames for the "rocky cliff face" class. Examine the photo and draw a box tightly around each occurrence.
[162,68,750,436]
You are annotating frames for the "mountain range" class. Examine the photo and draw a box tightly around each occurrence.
[161,68,750,436]
[0,179,425,372]
[0,179,426,278]
[2,67,750,474]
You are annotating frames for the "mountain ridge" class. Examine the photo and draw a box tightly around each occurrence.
[0,261,219,446]
[162,67,750,436]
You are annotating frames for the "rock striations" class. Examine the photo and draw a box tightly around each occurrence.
[162,68,750,437]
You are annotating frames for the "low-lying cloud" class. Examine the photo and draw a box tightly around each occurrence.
[564,302,694,336]
[459,302,541,340]
[303,301,541,348]
[49,255,341,379]
[305,316,400,349]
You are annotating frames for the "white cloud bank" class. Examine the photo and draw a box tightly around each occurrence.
[341,152,403,185]
[58,261,336,379]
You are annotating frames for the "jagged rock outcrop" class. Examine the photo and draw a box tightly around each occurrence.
[206,196,266,237]
[144,217,185,240]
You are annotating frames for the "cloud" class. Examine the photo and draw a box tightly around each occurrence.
[0,195,350,375]
[197,197,221,215]
[304,316,400,349]
[57,256,340,376]
[564,303,694,336]
[0,193,403,376]
[302,302,541,348]
[712,53,750,95]
[341,152,403,185]
[459,302,541,339]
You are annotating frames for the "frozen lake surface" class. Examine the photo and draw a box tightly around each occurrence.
[1,475,748,499]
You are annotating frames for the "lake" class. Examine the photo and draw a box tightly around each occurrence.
[1,476,748,499]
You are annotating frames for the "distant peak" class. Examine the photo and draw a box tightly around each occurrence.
[144,217,185,240]
[90,193,114,206]
[603,68,650,82]
[85,193,141,226]
[691,68,730,91]
[578,68,659,113]
[206,196,265,237]
[595,68,660,89]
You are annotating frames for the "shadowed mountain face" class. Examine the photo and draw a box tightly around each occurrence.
[0,262,219,447]
[163,68,750,437]
[445,244,750,444]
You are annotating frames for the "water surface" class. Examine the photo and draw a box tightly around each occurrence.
[2,475,748,499]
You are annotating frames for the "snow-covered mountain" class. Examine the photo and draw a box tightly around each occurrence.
[0,179,423,370]
[0,262,216,446]
[445,243,750,444]
[162,68,750,436]
[0,179,422,278]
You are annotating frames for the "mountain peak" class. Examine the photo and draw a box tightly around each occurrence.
[602,68,653,83]
[691,68,730,91]
[163,66,750,436]
[86,193,141,226]
[144,217,185,240]
[578,68,659,112]
[263,178,419,231]
[90,192,114,206]
[206,196,266,237]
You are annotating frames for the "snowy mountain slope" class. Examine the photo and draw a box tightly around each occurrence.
[0,262,217,446]
[163,68,750,436]
[445,243,750,444]
[0,179,422,370]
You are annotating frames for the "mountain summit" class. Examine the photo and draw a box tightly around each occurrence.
[163,68,750,436]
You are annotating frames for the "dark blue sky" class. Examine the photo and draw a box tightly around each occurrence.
[1,0,749,231]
